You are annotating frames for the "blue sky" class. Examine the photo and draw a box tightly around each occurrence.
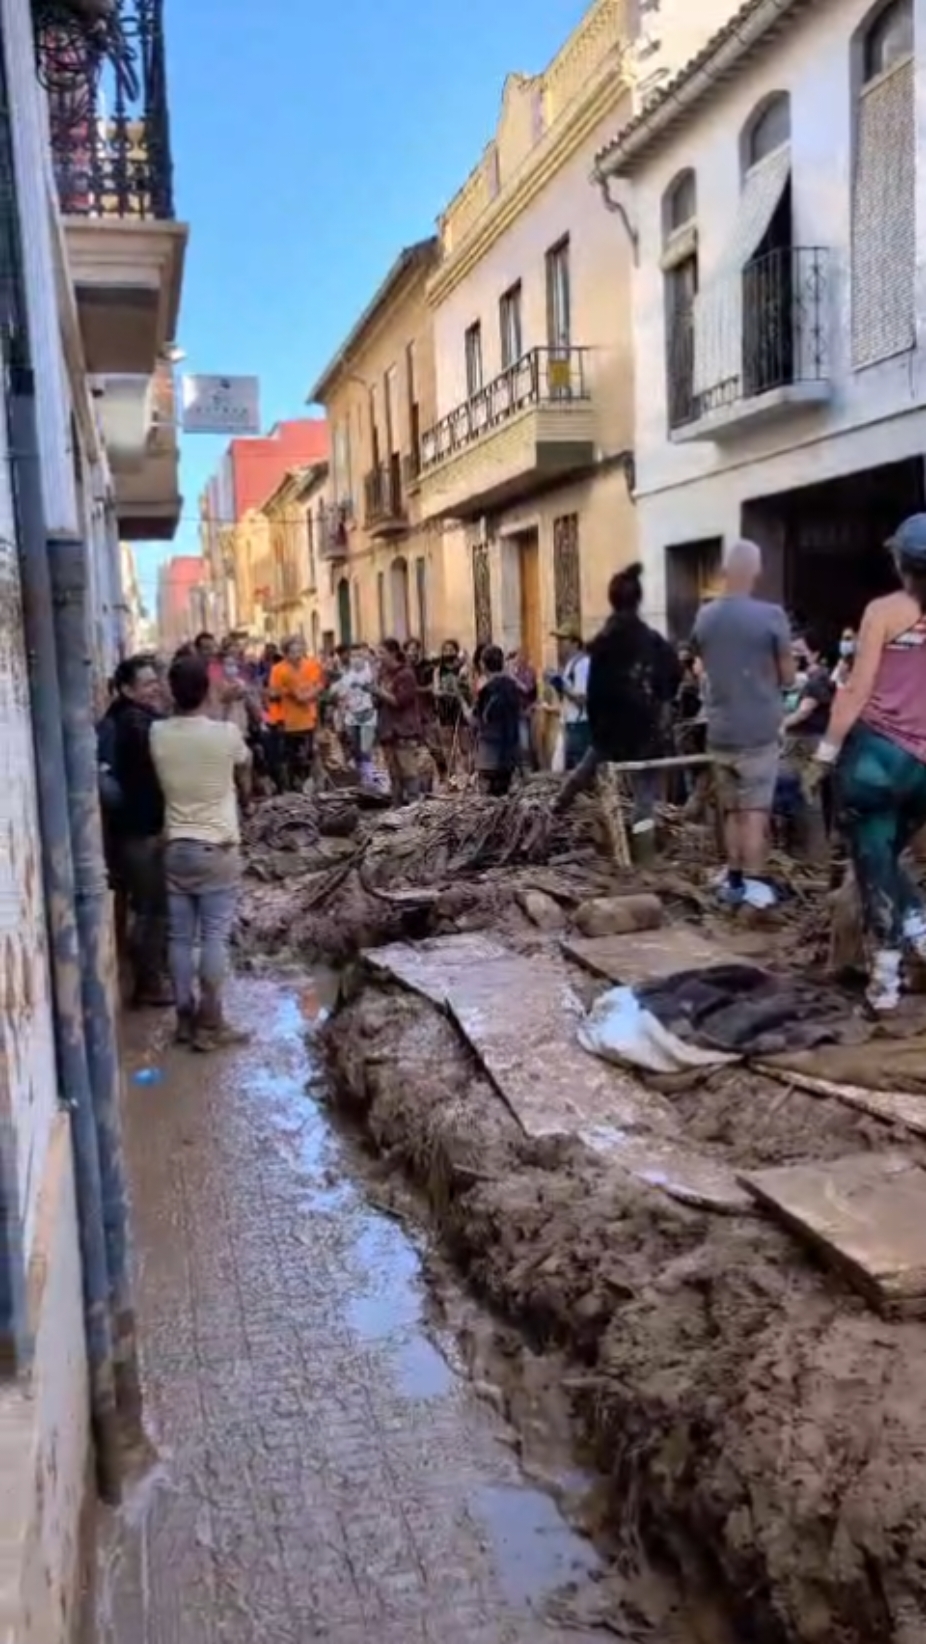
[137,0,590,604]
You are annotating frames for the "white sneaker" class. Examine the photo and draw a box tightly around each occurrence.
[742,878,778,910]
[903,909,926,960]
[867,949,902,1013]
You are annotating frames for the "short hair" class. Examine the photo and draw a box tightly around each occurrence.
[482,644,505,674]
[722,538,762,575]
[120,653,156,690]
[169,652,211,713]
[381,638,404,661]
[194,631,215,649]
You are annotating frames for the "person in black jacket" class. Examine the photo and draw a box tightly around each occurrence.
[110,654,171,1006]
[473,645,522,795]
[553,564,680,830]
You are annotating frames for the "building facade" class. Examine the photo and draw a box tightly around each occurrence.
[198,419,328,632]
[593,0,926,640]
[418,0,739,667]
[1,0,187,1636]
[307,240,458,650]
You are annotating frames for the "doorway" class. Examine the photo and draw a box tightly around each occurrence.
[337,577,352,646]
[518,531,542,666]
[390,557,410,642]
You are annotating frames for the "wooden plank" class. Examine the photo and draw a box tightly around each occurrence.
[366,936,749,1214]
[563,928,739,989]
[741,1152,926,1314]
[758,1066,926,1140]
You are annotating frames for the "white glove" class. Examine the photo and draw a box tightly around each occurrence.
[814,738,839,766]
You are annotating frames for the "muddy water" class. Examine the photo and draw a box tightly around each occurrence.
[87,974,630,1644]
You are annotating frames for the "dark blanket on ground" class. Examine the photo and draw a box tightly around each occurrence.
[636,964,854,1057]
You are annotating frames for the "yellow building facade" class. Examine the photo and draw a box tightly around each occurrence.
[307,239,470,653]
[418,0,640,671]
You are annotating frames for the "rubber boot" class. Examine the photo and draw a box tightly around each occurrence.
[630,818,657,867]
[192,983,251,1053]
[867,949,902,1014]
[174,1006,195,1046]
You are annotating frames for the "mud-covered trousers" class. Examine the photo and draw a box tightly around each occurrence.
[835,723,926,947]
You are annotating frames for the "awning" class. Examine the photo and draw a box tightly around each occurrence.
[693,145,791,403]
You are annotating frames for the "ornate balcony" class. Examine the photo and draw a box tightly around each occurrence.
[418,346,595,522]
[363,455,407,537]
[318,504,350,562]
[667,247,831,444]
[33,0,186,376]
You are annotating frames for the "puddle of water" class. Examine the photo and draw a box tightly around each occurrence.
[472,1482,602,1609]
[393,1334,455,1399]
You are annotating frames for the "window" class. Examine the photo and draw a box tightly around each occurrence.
[864,0,913,80]
[464,321,483,397]
[384,364,398,455]
[333,422,352,509]
[545,237,571,352]
[376,570,386,638]
[662,172,698,431]
[745,93,791,169]
[499,282,523,369]
[415,556,428,645]
[406,341,420,473]
[369,385,380,469]
[853,0,915,365]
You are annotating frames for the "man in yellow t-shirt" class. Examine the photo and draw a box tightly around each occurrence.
[268,636,324,791]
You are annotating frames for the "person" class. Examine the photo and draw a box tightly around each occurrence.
[473,645,522,796]
[832,628,857,690]
[268,636,324,791]
[332,644,377,784]
[434,639,471,776]
[548,631,590,771]
[150,652,252,1050]
[507,647,539,771]
[692,539,795,907]
[109,654,171,1006]
[553,566,679,852]
[374,639,433,804]
[816,515,926,1012]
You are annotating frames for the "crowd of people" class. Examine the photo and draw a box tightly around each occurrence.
[98,511,926,1041]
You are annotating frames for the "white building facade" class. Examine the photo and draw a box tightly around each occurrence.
[593,0,926,640]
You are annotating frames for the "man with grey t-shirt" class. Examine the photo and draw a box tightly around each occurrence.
[692,539,795,905]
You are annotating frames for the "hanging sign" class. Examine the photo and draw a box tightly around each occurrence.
[180,375,261,435]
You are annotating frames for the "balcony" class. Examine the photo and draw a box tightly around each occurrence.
[97,362,181,539]
[668,247,831,444]
[363,455,407,537]
[319,504,349,562]
[418,347,595,522]
[34,0,187,377]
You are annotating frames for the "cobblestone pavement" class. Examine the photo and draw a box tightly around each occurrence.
[88,976,608,1644]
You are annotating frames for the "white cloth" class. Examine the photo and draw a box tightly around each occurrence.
[151,716,250,846]
[561,653,590,725]
[333,662,375,726]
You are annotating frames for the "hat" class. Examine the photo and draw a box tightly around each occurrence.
[887,514,926,563]
[550,626,582,644]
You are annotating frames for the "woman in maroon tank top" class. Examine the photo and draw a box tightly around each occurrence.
[816,514,926,1012]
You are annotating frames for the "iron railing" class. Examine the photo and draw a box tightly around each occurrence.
[363,455,405,529]
[318,503,349,560]
[667,247,829,430]
[32,0,175,220]
[420,345,590,470]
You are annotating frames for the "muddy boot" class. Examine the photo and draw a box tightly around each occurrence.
[174,1006,195,1046]
[866,949,902,1015]
[192,984,251,1053]
[630,818,657,866]
[132,973,175,1009]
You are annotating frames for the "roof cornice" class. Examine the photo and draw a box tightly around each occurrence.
[307,240,438,406]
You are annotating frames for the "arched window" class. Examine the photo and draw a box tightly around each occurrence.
[863,0,913,81]
[664,169,696,239]
[744,93,791,169]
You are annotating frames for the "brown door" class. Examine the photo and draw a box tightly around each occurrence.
[518,531,542,667]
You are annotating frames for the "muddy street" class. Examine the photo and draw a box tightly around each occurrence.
[84,973,668,1644]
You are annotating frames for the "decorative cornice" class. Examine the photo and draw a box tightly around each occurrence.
[427,56,631,306]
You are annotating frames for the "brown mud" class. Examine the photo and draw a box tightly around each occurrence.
[321,977,926,1644]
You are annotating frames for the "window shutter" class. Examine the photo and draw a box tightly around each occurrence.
[852,60,915,368]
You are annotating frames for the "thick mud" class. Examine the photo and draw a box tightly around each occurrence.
[324,978,926,1644]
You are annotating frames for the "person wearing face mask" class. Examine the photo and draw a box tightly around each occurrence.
[816,517,926,1011]
[832,629,857,689]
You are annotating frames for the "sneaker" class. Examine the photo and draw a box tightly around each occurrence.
[866,949,902,1014]
[903,909,926,960]
[742,878,778,911]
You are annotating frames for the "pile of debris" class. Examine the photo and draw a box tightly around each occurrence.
[235,782,615,964]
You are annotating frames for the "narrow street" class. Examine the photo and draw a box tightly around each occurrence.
[86,975,608,1644]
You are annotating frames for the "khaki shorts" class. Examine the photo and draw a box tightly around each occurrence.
[712,743,780,813]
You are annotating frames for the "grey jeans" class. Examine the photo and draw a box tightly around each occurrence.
[164,839,241,1010]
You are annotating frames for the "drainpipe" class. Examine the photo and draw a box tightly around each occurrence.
[7,383,122,1503]
[48,531,138,1413]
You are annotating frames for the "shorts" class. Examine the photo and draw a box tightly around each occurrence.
[712,742,779,813]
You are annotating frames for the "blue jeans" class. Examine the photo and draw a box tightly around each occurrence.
[164,840,241,1011]
[836,723,926,946]
[564,721,591,771]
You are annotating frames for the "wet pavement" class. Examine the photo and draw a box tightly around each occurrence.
[87,975,609,1643]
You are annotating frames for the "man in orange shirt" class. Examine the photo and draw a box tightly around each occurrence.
[268,636,323,791]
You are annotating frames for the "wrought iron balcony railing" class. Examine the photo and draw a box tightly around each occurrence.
[420,345,590,470]
[363,456,406,529]
[667,246,829,431]
[33,0,175,220]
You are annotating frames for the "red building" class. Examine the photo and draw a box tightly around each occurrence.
[157,555,206,652]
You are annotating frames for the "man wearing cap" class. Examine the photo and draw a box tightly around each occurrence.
[548,629,590,770]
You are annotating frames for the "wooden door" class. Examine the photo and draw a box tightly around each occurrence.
[518,532,542,667]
